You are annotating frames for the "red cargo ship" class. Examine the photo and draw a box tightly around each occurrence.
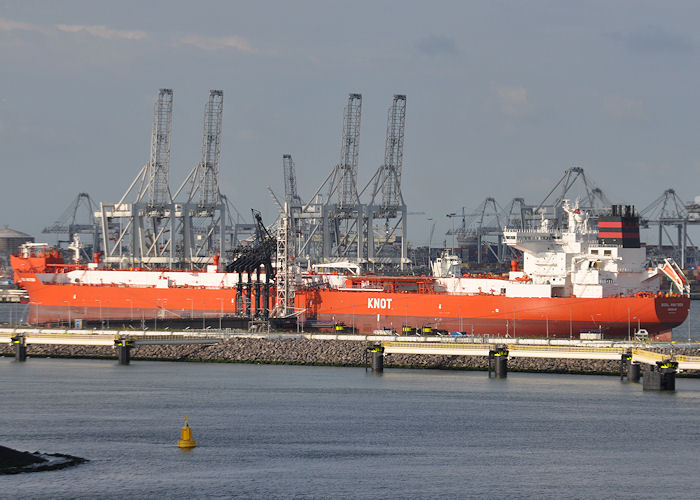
[10,203,690,339]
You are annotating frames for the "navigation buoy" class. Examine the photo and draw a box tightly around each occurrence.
[177,416,196,448]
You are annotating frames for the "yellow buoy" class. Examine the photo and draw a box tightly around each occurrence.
[178,416,196,448]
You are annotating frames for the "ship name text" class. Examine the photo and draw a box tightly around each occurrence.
[368,298,393,310]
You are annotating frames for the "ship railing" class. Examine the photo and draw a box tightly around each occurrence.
[674,354,700,362]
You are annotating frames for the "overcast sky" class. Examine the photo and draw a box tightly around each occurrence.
[1,0,699,246]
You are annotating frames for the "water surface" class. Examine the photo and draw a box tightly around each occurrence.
[2,358,700,498]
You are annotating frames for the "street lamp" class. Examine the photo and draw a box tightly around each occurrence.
[126,298,134,321]
[427,218,435,267]
[186,298,194,319]
[34,301,42,326]
[627,307,631,341]
[96,299,103,329]
[216,298,224,331]
[446,213,457,251]
[63,300,71,328]
[352,303,355,334]
[541,313,549,338]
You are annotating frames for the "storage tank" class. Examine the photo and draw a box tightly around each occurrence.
[0,226,34,256]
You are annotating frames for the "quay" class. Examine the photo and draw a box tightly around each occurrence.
[0,327,222,365]
[2,327,699,390]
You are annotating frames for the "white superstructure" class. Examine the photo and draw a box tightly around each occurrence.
[501,201,659,298]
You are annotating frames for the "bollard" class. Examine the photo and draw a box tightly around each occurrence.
[115,339,132,365]
[628,362,641,383]
[369,346,384,373]
[642,361,677,391]
[11,336,26,362]
[490,348,509,379]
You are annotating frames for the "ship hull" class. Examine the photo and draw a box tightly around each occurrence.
[17,273,688,340]
[19,273,271,325]
[295,288,688,340]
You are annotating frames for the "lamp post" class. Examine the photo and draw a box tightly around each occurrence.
[627,307,630,341]
[352,303,355,334]
[541,313,549,338]
[217,298,224,331]
[186,298,194,320]
[96,299,103,329]
[446,213,457,251]
[427,217,434,268]
[569,306,572,340]
[126,298,133,321]
[63,300,70,328]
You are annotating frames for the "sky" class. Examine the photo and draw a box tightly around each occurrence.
[1,0,699,247]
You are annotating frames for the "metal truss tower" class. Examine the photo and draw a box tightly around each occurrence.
[311,93,364,262]
[640,188,698,267]
[184,89,224,210]
[97,89,177,268]
[97,89,230,269]
[362,94,408,269]
[148,89,174,207]
[279,93,410,270]
[333,93,362,210]
[375,94,406,211]
[274,204,295,318]
[283,154,302,207]
[174,90,226,264]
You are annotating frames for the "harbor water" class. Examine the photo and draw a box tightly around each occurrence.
[2,303,700,497]
[2,353,700,497]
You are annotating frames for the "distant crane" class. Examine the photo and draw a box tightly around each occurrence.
[283,154,303,207]
[42,192,99,252]
[640,188,697,267]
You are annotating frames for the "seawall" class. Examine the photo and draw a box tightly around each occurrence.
[4,336,696,375]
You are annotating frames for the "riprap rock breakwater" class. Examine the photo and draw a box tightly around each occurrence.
[2,336,683,375]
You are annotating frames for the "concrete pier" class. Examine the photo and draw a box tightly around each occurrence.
[643,361,677,391]
[368,345,384,373]
[488,348,509,378]
[11,335,26,362]
[628,362,641,383]
[115,339,132,365]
